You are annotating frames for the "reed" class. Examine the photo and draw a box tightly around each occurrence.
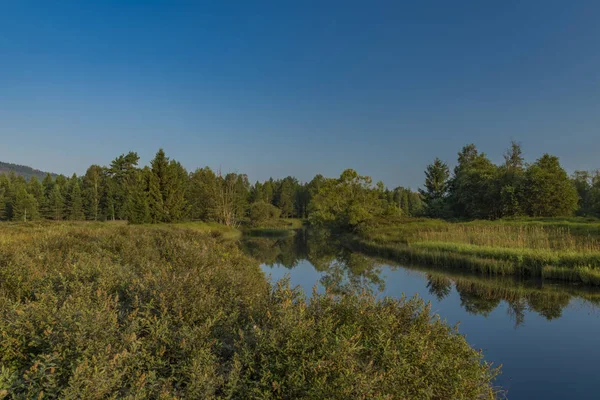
[356,218,600,285]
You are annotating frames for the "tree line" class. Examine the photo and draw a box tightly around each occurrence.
[418,141,596,219]
[0,148,422,225]
[0,143,595,227]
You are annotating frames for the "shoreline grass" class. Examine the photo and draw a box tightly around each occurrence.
[355,218,600,286]
[241,218,306,237]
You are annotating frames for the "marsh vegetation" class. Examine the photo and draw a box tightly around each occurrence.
[0,222,499,399]
[245,230,600,399]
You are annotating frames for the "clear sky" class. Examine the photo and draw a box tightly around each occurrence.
[1,1,599,188]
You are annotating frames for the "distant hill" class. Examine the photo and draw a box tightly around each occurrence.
[0,161,57,181]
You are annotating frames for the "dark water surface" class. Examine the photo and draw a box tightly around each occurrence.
[240,231,600,400]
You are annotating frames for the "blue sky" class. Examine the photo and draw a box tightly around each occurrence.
[1,1,599,188]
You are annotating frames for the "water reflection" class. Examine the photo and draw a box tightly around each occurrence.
[240,230,600,328]
[240,230,384,295]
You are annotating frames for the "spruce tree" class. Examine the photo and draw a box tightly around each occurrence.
[187,167,218,221]
[12,185,40,221]
[164,160,189,221]
[401,190,410,216]
[0,175,10,220]
[50,185,64,220]
[419,158,450,218]
[147,169,164,223]
[83,165,102,220]
[103,180,116,221]
[41,173,55,219]
[125,170,151,224]
[149,149,188,222]
[27,176,44,206]
[68,176,84,220]
[0,189,5,220]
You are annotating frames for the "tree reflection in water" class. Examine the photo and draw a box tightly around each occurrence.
[240,230,600,328]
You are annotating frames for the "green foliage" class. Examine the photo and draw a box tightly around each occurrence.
[67,175,84,221]
[273,176,297,218]
[125,169,152,224]
[419,158,450,217]
[148,149,189,223]
[0,140,593,225]
[243,233,600,326]
[11,184,40,222]
[83,165,102,221]
[421,142,582,220]
[523,154,579,217]
[357,217,600,284]
[187,167,218,221]
[448,144,500,219]
[249,201,282,226]
[108,151,140,220]
[309,169,386,230]
[0,223,498,398]
[572,170,600,218]
[49,184,64,221]
[212,172,249,227]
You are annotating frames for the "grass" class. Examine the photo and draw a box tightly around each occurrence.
[0,222,499,399]
[160,221,242,239]
[355,217,600,285]
[242,218,306,237]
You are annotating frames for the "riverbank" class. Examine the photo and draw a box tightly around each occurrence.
[0,222,498,398]
[352,217,600,285]
[243,218,305,236]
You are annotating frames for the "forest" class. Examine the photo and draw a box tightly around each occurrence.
[0,142,597,230]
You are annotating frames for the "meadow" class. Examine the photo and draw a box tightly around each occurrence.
[355,217,600,285]
[0,222,498,399]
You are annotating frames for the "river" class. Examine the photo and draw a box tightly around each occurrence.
[241,230,600,399]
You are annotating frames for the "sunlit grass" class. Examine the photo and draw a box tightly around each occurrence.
[357,218,600,285]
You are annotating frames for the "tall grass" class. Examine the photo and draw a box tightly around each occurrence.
[357,218,600,285]
[0,222,499,398]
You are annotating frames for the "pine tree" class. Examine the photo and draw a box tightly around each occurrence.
[147,168,164,223]
[0,189,5,220]
[263,179,274,204]
[49,184,64,220]
[41,173,55,219]
[164,160,189,221]
[419,158,450,218]
[12,184,40,221]
[108,152,140,219]
[187,167,218,221]
[400,190,410,216]
[125,170,151,224]
[275,177,297,218]
[68,176,84,220]
[83,165,102,220]
[27,176,44,206]
[103,180,116,221]
[149,149,188,222]
[0,175,10,220]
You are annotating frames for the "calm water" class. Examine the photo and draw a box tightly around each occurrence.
[241,231,600,400]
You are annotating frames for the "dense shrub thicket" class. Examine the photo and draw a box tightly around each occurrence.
[0,223,498,399]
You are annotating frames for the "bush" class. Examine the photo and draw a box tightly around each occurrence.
[0,223,499,398]
[249,201,281,226]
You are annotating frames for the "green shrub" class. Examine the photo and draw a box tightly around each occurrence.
[249,202,282,226]
[0,223,499,398]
